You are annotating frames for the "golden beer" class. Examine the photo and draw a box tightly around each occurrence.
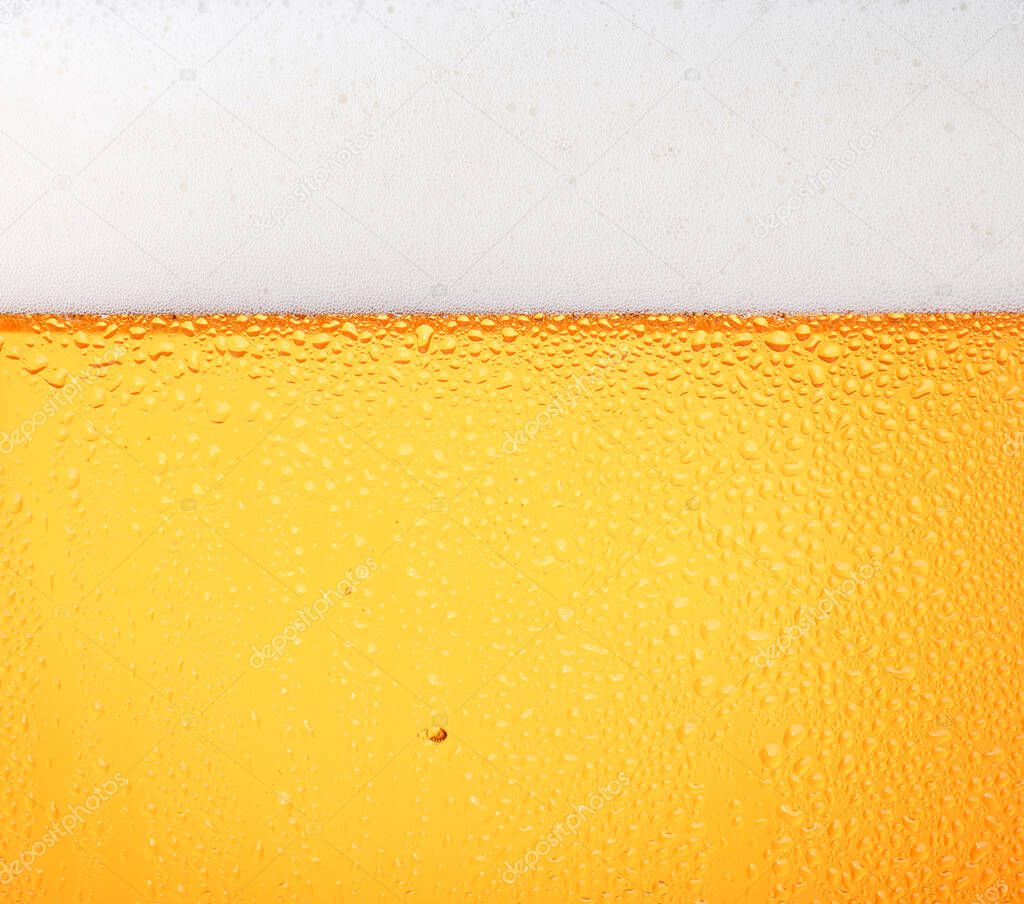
[1,313,1022,902]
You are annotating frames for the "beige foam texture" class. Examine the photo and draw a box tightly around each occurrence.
[1,0,1023,312]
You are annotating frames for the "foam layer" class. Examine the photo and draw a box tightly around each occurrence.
[2,2,1023,312]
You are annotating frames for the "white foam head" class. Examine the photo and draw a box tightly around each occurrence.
[2,0,1022,312]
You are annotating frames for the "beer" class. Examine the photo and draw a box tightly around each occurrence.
[1,313,1021,902]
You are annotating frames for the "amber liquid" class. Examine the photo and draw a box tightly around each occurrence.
[1,314,1022,902]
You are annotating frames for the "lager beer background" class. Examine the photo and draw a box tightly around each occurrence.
[1,314,1022,902]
